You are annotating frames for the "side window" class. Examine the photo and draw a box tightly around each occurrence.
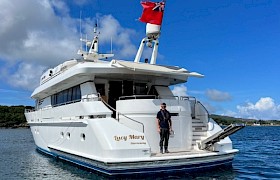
[72,85,81,101]
[67,88,73,102]
[51,85,81,106]
[134,83,148,95]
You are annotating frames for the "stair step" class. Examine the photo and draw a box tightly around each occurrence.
[193,131,207,136]
[192,122,207,126]
[192,127,207,131]
[192,119,203,122]
[192,136,203,140]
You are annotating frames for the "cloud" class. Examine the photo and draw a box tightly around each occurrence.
[0,0,138,91]
[205,89,232,102]
[0,0,79,66]
[0,88,28,94]
[0,0,137,63]
[221,110,238,117]
[172,85,187,97]
[201,101,217,114]
[237,97,280,120]
[97,14,137,58]
[1,62,46,91]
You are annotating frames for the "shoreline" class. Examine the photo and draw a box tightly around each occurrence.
[0,126,30,129]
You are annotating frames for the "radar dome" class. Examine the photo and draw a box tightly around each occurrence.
[146,23,161,39]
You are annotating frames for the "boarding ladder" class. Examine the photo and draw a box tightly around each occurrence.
[198,123,245,150]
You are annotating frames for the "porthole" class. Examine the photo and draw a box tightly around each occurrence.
[60,132,64,138]
[80,133,86,141]
[66,132,70,139]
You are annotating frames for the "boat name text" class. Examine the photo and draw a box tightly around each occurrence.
[114,135,145,141]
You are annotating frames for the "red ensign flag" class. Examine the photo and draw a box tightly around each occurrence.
[139,1,165,25]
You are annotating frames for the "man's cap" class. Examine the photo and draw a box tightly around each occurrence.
[161,103,166,106]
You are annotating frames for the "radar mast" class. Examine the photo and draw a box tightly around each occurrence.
[135,1,165,64]
[77,20,114,61]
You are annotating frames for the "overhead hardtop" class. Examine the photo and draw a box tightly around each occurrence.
[111,60,203,78]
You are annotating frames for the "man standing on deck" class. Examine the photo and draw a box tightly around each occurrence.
[156,103,172,154]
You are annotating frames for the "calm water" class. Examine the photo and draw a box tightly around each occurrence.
[0,126,280,179]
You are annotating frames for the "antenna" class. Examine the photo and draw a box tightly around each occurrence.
[77,15,114,61]
[111,37,113,54]
[94,19,97,34]
[79,11,82,50]
[94,18,100,35]
[85,34,88,52]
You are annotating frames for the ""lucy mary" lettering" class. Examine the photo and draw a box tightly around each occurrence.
[114,135,145,141]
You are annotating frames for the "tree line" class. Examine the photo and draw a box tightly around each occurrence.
[0,105,33,128]
[209,114,280,126]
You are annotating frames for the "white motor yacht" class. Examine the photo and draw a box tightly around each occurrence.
[25,1,244,176]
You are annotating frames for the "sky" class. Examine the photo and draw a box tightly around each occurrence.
[0,0,280,120]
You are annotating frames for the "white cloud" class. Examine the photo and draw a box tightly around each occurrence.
[0,0,138,91]
[0,0,79,66]
[206,89,232,102]
[97,15,137,58]
[221,110,238,117]
[201,101,217,114]
[3,62,46,91]
[172,85,187,97]
[237,97,280,120]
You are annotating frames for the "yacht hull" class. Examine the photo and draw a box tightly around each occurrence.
[37,146,236,176]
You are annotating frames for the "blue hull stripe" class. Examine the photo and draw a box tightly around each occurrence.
[37,147,233,176]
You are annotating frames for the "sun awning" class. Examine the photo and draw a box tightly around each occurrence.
[110,60,204,78]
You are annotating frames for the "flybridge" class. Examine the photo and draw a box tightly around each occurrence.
[38,0,203,88]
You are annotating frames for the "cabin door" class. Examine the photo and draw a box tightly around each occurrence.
[108,81,123,117]
[96,84,106,102]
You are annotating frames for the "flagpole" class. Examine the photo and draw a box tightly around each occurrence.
[161,0,166,29]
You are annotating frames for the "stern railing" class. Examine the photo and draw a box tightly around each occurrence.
[100,97,145,133]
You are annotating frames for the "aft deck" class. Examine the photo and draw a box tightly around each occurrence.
[152,149,209,157]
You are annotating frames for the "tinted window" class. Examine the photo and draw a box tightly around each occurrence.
[51,85,81,106]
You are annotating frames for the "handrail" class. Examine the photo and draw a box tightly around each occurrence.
[26,93,101,112]
[157,95,179,100]
[119,95,156,100]
[197,101,209,116]
[25,109,35,113]
[197,101,209,118]
[53,93,101,107]
[119,95,181,100]
[52,99,82,107]
[82,93,101,101]
[180,96,210,123]
[100,98,145,133]
[180,96,196,103]
[181,96,196,118]
[117,112,145,133]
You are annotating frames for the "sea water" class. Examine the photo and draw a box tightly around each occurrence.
[0,126,279,179]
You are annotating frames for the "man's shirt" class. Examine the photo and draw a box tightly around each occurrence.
[157,109,171,129]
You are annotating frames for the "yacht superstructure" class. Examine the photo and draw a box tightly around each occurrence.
[25,1,244,176]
